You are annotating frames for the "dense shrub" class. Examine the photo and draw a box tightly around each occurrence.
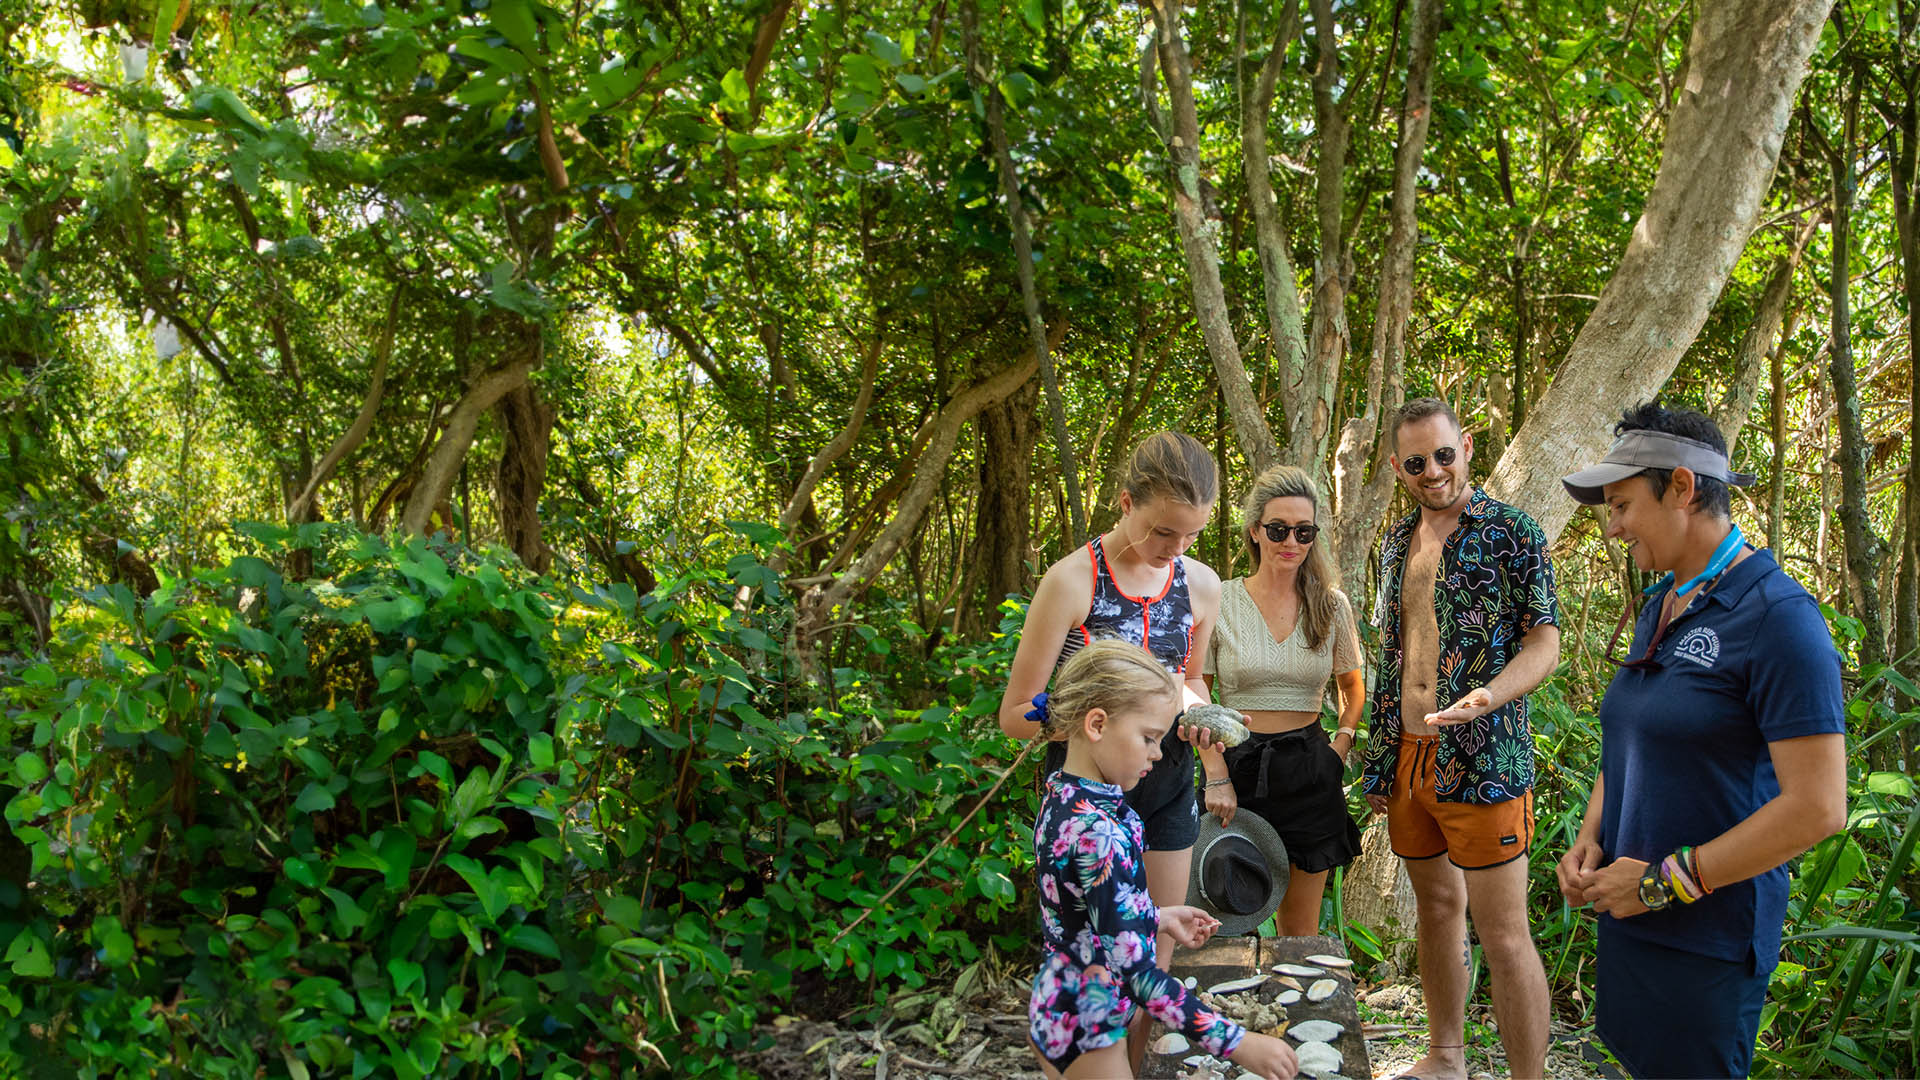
[0,524,1032,1076]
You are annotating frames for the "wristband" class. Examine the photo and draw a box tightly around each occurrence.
[1689,846,1714,895]
[1204,777,1232,789]
[1335,727,1357,740]
[1661,849,1703,904]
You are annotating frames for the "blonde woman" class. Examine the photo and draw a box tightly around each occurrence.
[1204,465,1364,936]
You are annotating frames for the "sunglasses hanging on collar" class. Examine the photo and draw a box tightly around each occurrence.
[1606,525,1745,670]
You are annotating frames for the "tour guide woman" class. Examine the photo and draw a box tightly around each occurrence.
[1555,402,1847,1079]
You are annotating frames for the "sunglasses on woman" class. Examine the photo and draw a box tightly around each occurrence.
[1400,446,1458,476]
[1259,521,1320,544]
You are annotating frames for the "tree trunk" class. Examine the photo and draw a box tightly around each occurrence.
[1484,0,1833,542]
[1769,317,1790,551]
[494,383,555,572]
[799,334,1052,647]
[971,378,1038,633]
[1885,62,1920,734]
[1239,1,1316,472]
[1328,0,1442,601]
[967,2,1088,546]
[1145,0,1278,477]
[287,284,402,524]
[400,332,542,538]
[1713,220,1813,453]
[774,340,882,577]
[1824,56,1888,674]
[1304,0,1355,487]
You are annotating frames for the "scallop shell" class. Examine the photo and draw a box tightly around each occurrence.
[1272,963,1326,977]
[1207,975,1268,995]
[1277,989,1302,1005]
[1151,1032,1190,1055]
[1306,978,1340,1002]
[1294,1040,1344,1077]
[1304,953,1354,969]
[1287,1019,1344,1042]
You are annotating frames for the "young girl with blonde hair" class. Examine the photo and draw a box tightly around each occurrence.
[1028,639,1297,1079]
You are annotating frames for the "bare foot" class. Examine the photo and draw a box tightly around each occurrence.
[1386,1046,1467,1080]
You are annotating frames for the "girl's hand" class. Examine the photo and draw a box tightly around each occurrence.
[1583,856,1651,918]
[1556,838,1605,908]
[1157,905,1221,949]
[1228,1032,1299,1079]
[1204,778,1238,826]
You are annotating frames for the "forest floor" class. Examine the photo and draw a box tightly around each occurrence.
[740,959,1621,1079]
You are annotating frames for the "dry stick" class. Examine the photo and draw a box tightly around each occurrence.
[830,735,1045,946]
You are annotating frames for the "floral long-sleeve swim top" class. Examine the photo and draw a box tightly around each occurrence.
[1028,771,1245,1064]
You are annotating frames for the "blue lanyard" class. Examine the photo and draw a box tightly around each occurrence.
[1644,524,1744,600]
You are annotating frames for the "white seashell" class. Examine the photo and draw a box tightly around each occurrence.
[1277,989,1302,1004]
[1307,978,1340,1002]
[1151,1032,1190,1055]
[1184,1055,1211,1067]
[1294,1040,1344,1077]
[1184,976,1199,989]
[1207,975,1268,995]
[1288,1019,1344,1042]
[1273,963,1326,977]
[1304,953,1354,968]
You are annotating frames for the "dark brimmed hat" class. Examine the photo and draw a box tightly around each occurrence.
[1561,429,1757,505]
[1187,808,1288,937]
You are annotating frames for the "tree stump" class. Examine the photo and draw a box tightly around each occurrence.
[1340,817,1417,972]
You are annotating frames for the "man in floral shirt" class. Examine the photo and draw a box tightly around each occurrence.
[1359,398,1560,1080]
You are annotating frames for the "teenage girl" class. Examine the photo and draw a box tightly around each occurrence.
[1203,465,1365,936]
[1029,639,1298,1079]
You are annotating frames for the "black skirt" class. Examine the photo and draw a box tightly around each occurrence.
[1222,725,1362,874]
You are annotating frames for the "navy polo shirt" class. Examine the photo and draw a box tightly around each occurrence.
[1597,548,1844,970]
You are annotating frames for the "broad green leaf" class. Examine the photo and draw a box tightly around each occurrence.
[295,783,337,813]
[489,0,540,56]
[12,751,47,783]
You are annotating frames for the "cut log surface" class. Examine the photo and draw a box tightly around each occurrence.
[1142,935,1370,1079]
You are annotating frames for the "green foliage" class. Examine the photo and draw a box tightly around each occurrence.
[0,527,1033,1075]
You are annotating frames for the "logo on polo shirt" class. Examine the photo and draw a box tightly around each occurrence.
[1673,626,1721,668]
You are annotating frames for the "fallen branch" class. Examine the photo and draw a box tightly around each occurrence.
[830,734,1044,946]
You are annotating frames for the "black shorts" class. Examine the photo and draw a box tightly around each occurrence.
[1223,726,1361,874]
[1044,730,1200,851]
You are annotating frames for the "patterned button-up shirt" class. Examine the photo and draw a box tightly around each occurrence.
[1360,488,1560,804]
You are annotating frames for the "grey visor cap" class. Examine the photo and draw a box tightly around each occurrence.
[1561,429,1757,505]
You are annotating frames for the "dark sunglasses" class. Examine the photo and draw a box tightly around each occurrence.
[1259,521,1320,544]
[1401,446,1459,476]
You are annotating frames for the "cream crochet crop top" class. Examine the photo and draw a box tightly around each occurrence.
[1203,579,1361,712]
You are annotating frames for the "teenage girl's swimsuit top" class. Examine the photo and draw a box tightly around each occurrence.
[1028,772,1245,1068]
[1054,535,1195,674]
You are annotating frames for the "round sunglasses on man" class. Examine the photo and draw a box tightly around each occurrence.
[1399,445,1458,475]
